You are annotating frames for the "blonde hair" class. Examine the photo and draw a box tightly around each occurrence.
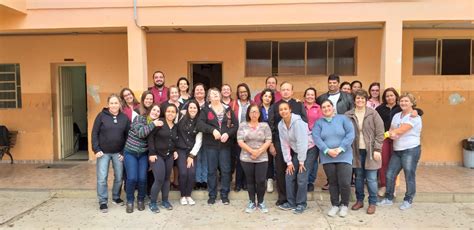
[400,92,417,107]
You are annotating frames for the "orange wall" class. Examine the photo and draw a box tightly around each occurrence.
[147,29,383,98]
[0,34,128,161]
[402,29,474,164]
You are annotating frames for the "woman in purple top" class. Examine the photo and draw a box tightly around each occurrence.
[237,104,272,213]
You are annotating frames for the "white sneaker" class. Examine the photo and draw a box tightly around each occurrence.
[399,201,412,210]
[339,205,348,217]
[180,197,188,205]
[266,179,274,193]
[327,206,339,217]
[377,198,393,206]
[186,197,196,206]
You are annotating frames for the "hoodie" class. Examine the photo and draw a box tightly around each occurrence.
[278,113,309,165]
[92,108,130,154]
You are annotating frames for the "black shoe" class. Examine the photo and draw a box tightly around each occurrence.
[126,202,134,213]
[194,182,201,190]
[99,203,108,213]
[201,182,208,190]
[171,183,179,191]
[112,198,124,206]
[222,197,230,205]
[137,201,145,211]
[207,198,216,205]
[275,200,286,206]
[234,185,241,192]
[307,183,315,192]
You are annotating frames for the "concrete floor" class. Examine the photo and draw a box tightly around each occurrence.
[0,190,473,229]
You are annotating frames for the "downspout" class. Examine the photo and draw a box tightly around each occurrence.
[133,0,148,30]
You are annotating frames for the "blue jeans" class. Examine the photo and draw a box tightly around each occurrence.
[385,145,421,203]
[195,148,208,183]
[307,147,319,185]
[96,152,123,204]
[124,150,148,203]
[207,147,231,199]
[354,149,378,205]
[285,149,309,207]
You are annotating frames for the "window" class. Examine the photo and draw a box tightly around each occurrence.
[413,39,473,75]
[245,38,357,76]
[246,41,271,76]
[279,42,305,75]
[0,64,22,109]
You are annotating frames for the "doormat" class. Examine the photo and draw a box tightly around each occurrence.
[37,164,78,169]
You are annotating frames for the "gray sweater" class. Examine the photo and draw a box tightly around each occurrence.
[278,113,309,165]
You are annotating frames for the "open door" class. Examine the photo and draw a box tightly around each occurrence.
[190,63,223,90]
[59,66,75,159]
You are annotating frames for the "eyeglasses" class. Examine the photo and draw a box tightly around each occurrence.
[371,89,380,92]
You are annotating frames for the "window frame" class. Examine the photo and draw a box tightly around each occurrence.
[244,37,358,77]
[0,63,22,109]
[413,38,474,76]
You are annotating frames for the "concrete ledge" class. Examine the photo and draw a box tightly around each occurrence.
[48,189,474,203]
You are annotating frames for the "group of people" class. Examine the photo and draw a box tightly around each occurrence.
[92,71,423,217]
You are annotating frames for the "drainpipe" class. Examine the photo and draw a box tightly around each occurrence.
[133,0,148,31]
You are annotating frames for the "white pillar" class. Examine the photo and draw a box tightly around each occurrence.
[127,24,148,95]
[380,19,403,92]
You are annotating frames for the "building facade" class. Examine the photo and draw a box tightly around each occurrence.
[0,0,473,164]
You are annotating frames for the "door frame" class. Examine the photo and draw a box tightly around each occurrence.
[187,61,224,90]
[55,63,87,160]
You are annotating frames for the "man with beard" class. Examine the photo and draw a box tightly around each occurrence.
[253,76,282,104]
[149,71,169,105]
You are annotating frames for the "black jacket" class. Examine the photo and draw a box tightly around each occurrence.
[197,103,238,149]
[147,120,179,158]
[316,91,354,115]
[376,104,424,131]
[176,116,199,151]
[91,108,130,154]
[268,98,307,141]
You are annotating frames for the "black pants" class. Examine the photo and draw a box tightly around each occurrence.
[150,155,173,203]
[274,140,288,203]
[266,154,275,179]
[241,161,268,204]
[231,144,246,188]
[177,149,196,197]
[323,162,352,207]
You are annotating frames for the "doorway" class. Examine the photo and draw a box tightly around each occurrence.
[189,63,223,90]
[59,66,88,161]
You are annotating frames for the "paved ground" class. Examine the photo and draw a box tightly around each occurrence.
[0,190,473,229]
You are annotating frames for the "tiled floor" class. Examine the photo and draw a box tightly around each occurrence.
[0,162,472,194]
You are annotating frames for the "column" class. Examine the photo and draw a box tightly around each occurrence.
[380,19,403,92]
[127,24,148,95]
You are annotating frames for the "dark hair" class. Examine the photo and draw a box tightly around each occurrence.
[146,103,160,117]
[139,90,154,115]
[152,70,165,78]
[278,100,292,111]
[245,104,262,122]
[265,76,278,85]
[353,89,369,101]
[236,83,251,101]
[259,88,275,106]
[176,77,190,93]
[166,85,179,100]
[163,103,178,120]
[192,83,206,99]
[184,100,201,118]
[321,99,334,106]
[339,81,351,90]
[304,87,317,98]
[381,87,400,105]
[328,74,340,83]
[351,80,363,89]
[368,82,380,101]
[119,87,139,108]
